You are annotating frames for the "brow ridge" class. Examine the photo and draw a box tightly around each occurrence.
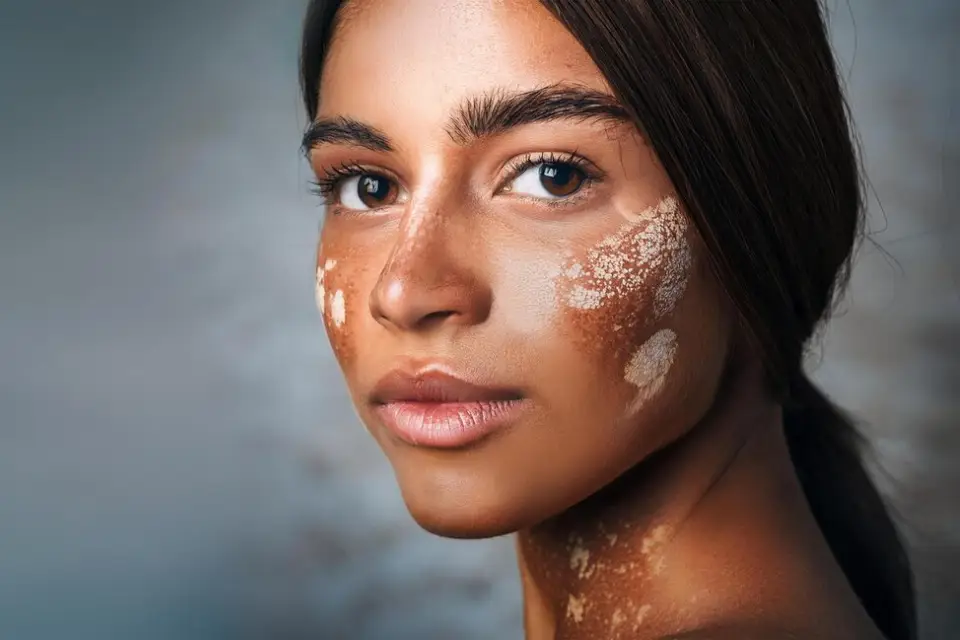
[301,84,631,155]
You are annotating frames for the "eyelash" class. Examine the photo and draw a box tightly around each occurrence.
[308,151,604,210]
[309,160,373,202]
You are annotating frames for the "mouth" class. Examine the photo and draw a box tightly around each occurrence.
[370,367,528,449]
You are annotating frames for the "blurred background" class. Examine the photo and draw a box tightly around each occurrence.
[0,1,955,638]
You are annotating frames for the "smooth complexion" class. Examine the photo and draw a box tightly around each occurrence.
[306,1,883,638]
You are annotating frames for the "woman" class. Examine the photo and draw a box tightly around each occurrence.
[299,1,915,638]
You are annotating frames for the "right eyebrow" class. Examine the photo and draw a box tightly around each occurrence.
[301,116,394,155]
[301,83,632,156]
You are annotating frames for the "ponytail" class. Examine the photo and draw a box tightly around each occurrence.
[783,372,916,640]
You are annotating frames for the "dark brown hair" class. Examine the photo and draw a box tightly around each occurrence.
[299,2,916,638]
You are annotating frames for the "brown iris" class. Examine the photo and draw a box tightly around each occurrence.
[355,174,398,208]
[539,163,585,197]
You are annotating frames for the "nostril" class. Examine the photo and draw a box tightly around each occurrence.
[417,309,458,329]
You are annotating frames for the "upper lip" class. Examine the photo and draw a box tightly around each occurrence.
[370,367,523,405]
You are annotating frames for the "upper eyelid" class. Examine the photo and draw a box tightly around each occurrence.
[315,160,400,182]
[502,151,602,179]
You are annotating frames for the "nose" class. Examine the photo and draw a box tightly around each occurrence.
[369,203,492,334]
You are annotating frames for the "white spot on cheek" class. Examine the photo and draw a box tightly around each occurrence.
[568,284,603,310]
[557,195,690,314]
[653,240,692,318]
[564,262,584,278]
[315,257,338,318]
[330,289,346,328]
[315,266,325,316]
[624,329,677,414]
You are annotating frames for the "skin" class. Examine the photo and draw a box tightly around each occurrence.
[305,1,886,638]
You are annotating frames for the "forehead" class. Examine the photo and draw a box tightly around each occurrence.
[318,0,611,122]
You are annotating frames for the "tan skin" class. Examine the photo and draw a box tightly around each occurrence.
[306,1,886,638]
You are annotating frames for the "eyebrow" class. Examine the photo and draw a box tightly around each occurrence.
[301,84,632,156]
[301,116,392,154]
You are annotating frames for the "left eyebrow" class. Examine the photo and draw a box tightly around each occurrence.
[301,83,631,156]
[445,83,631,145]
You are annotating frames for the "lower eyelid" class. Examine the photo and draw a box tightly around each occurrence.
[506,178,599,207]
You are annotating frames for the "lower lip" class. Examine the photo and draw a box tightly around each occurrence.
[374,399,528,448]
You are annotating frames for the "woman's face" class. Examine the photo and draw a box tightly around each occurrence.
[309,0,733,537]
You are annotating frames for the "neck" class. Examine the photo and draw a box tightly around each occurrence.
[515,357,827,639]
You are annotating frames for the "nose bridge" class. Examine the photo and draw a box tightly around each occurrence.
[370,187,490,332]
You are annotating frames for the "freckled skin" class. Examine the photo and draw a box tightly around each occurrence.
[307,1,887,639]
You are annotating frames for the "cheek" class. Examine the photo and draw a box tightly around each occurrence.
[315,249,362,374]
[554,198,694,415]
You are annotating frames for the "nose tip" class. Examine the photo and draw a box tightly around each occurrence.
[370,265,491,333]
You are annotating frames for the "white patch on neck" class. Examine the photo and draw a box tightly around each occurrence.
[566,594,586,623]
[624,328,677,414]
[634,603,652,630]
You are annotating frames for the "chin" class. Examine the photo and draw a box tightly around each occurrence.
[408,506,517,539]
[393,465,536,539]
[405,499,524,539]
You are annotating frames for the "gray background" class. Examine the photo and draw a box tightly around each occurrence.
[0,1,956,638]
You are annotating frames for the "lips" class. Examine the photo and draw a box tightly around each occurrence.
[371,369,523,405]
[370,368,528,448]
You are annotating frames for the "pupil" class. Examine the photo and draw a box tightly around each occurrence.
[539,163,581,196]
[360,175,390,203]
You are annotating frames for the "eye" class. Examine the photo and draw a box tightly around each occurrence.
[509,162,587,199]
[339,173,399,210]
